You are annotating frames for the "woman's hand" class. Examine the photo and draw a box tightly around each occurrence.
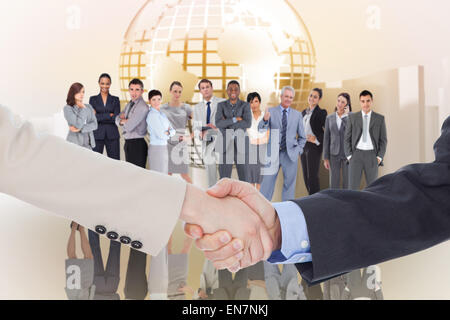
[70,126,81,133]
[324,159,330,170]
[307,134,316,143]
[263,111,270,121]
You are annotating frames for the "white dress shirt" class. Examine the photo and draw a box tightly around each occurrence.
[347,110,382,162]
[303,107,320,146]
[356,110,374,150]
[247,111,266,142]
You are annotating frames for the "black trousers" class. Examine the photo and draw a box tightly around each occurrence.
[218,140,247,182]
[93,138,120,160]
[301,142,323,195]
[124,138,148,168]
[88,230,121,297]
[124,248,148,300]
[123,138,148,299]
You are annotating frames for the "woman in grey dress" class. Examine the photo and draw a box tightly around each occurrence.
[161,81,193,183]
[63,82,98,150]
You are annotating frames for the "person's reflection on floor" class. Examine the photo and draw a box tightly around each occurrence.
[167,234,193,300]
[264,262,306,300]
[88,230,121,300]
[65,222,95,300]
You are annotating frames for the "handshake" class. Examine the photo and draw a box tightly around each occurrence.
[180,178,282,273]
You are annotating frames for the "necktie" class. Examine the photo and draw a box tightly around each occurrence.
[206,101,211,125]
[125,101,135,119]
[363,114,368,143]
[281,109,287,151]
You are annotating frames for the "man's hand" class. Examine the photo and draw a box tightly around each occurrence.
[180,183,275,272]
[236,117,243,122]
[120,119,128,125]
[206,123,217,129]
[183,179,282,271]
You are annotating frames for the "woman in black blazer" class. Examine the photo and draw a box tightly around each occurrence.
[89,73,121,160]
[301,88,328,195]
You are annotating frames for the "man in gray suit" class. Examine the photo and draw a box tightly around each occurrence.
[344,90,387,190]
[193,79,226,187]
[258,86,307,201]
[215,80,252,181]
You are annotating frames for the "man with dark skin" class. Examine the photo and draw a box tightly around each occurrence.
[215,80,252,182]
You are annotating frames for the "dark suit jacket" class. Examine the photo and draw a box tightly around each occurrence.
[215,99,252,152]
[302,106,327,148]
[344,111,387,161]
[89,94,121,140]
[294,116,450,286]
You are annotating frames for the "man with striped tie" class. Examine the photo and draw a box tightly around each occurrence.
[258,86,307,202]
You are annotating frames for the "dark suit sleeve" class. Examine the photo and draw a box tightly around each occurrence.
[231,102,252,130]
[91,96,111,123]
[377,115,387,159]
[215,102,234,129]
[294,116,450,286]
[323,116,331,160]
[316,109,327,145]
[344,115,353,158]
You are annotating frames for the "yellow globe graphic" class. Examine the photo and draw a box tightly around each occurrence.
[119,0,316,167]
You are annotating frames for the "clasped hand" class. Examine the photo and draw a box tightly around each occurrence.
[180,179,281,273]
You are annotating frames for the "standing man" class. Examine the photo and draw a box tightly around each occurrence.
[215,80,252,181]
[115,78,150,300]
[345,90,387,190]
[193,79,226,187]
[115,78,150,168]
[259,86,307,201]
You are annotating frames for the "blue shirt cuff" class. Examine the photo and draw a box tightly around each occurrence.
[267,201,312,264]
[232,117,237,123]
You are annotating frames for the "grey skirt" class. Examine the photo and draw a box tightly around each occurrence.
[167,141,189,174]
[246,143,267,184]
[148,145,168,174]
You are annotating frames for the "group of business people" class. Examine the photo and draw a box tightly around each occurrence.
[62,75,195,299]
[62,72,388,299]
[0,62,447,300]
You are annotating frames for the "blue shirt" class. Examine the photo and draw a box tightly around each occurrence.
[267,201,312,264]
[146,107,176,146]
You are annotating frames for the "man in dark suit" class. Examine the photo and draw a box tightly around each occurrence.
[301,88,328,195]
[344,90,387,190]
[185,115,450,286]
[215,80,252,181]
